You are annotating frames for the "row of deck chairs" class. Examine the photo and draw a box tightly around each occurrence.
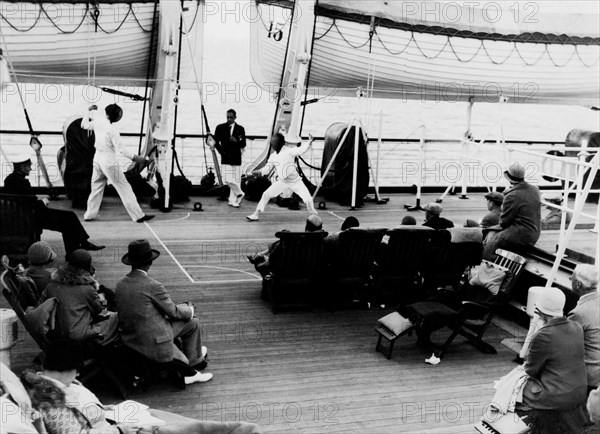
[261,226,486,313]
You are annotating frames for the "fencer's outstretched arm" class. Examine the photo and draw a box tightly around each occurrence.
[290,133,314,157]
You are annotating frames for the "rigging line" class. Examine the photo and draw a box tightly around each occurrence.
[540,44,578,68]
[480,40,516,65]
[300,3,319,135]
[89,5,132,34]
[40,3,89,34]
[375,32,412,56]
[138,0,159,155]
[181,0,201,34]
[0,7,42,32]
[314,20,334,41]
[129,3,154,32]
[411,33,450,60]
[333,21,370,49]
[90,4,100,87]
[0,29,34,134]
[513,43,548,66]
[181,5,208,172]
[447,37,483,63]
[575,45,600,67]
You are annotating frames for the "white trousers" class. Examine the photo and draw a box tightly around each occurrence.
[255,178,315,213]
[222,164,243,203]
[84,158,145,221]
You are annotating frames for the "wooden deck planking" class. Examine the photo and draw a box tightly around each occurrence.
[4,192,596,432]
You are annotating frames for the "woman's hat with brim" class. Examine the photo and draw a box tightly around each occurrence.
[535,286,566,317]
[67,249,94,274]
[504,163,526,182]
[122,239,160,265]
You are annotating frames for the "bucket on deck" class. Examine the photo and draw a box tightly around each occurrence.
[0,309,18,368]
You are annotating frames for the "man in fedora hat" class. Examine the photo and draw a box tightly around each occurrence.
[482,162,541,260]
[3,153,105,255]
[246,131,317,221]
[115,240,212,385]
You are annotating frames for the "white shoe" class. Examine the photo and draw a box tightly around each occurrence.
[228,201,240,208]
[201,346,208,359]
[236,193,245,205]
[246,214,259,222]
[184,371,213,385]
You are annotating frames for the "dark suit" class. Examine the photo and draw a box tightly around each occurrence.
[483,181,541,259]
[115,269,203,365]
[523,317,587,410]
[423,216,454,230]
[3,172,89,254]
[214,122,246,166]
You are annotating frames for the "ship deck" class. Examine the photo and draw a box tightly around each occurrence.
[4,191,598,433]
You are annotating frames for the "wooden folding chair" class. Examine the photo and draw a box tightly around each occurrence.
[437,249,527,358]
[1,263,128,399]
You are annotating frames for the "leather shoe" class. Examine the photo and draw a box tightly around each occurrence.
[512,355,525,364]
[80,240,105,251]
[136,214,155,223]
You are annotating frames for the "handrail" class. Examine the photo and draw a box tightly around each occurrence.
[0,129,566,145]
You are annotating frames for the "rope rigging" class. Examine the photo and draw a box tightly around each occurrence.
[312,17,600,68]
[0,2,200,35]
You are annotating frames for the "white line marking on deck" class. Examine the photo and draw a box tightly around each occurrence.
[165,238,274,243]
[183,265,261,280]
[153,213,191,223]
[144,222,194,283]
[192,279,261,284]
[328,211,344,221]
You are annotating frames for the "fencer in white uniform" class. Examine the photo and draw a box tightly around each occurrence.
[81,104,153,223]
[247,132,317,221]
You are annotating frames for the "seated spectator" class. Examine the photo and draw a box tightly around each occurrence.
[116,240,212,385]
[401,215,417,225]
[42,249,119,345]
[19,340,259,434]
[3,153,105,255]
[519,287,587,412]
[542,194,572,228]
[567,264,599,393]
[481,191,503,228]
[483,163,541,260]
[422,203,454,230]
[324,216,360,253]
[248,215,324,277]
[0,362,40,433]
[25,241,57,296]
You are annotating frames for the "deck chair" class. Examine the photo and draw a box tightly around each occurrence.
[326,228,387,308]
[0,194,41,262]
[420,228,483,291]
[436,248,527,358]
[373,226,434,306]
[263,230,328,313]
[1,265,128,399]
